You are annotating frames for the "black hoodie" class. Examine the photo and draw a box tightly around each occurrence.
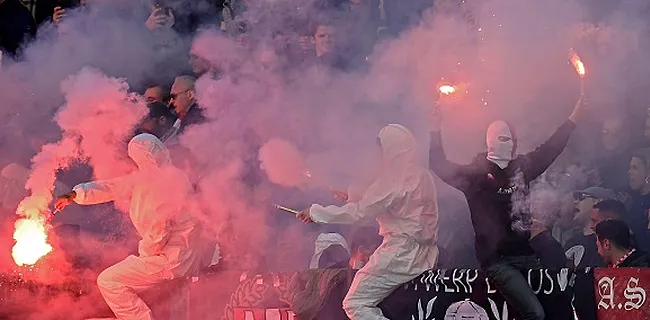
[429,120,576,267]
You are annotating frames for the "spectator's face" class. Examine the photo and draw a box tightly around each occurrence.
[602,118,627,151]
[589,209,606,231]
[574,196,598,227]
[596,237,613,264]
[629,156,647,191]
[312,25,336,56]
[144,86,164,103]
[169,83,194,116]
[190,54,211,76]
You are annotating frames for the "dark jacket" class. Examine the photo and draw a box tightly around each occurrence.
[564,233,605,269]
[619,249,650,268]
[429,120,576,267]
[177,103,207,135]
[530,230,568,269]
[0,0,37,57]
[627,192,650,252]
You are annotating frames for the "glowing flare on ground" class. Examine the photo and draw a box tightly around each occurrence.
[12,194,54,266]
[12,218,52,266]
[569,49,586,77]
[438,85,456,95]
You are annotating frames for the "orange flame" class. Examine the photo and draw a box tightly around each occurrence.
[438,85,456,95]
[12,218,52,266]
[569,49,586,77]
[12,195,53,266]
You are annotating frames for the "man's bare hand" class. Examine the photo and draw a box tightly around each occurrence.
[54,191,76,212]
[53,6,66,25]
[332,189,348,202]
[145,7,173,30]
[569,94,587,124]
[296,208,314,224]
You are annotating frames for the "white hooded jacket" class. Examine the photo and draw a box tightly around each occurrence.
[72,134,201,277]
[309,124,439,273]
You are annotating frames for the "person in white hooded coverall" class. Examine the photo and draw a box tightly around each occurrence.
[54,133,202,320]
[296,124,439,320]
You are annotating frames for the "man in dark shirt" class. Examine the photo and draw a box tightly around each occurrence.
[162,75,207,143]
[428,95,586,320]
[564,187,616,269]
[0,0,36,58]
[595,219,650,267]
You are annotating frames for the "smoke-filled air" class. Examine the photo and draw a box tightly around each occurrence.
[1,0,650,318]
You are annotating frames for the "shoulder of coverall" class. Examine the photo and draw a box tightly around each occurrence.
[377,124,418,163]
[127,133,171,169]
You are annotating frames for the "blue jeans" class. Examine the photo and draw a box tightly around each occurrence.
[486,256,545,320]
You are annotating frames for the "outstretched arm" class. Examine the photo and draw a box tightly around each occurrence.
[428,105,473,191]
[522,96,585,181]
[307,181,397,224]
[72,176,132,205]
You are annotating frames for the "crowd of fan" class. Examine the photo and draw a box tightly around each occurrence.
[2,0,650,273]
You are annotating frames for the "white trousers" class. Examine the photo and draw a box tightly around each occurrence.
[97,255,189,320]
[342,236,438,320]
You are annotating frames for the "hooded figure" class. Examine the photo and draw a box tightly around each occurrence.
[298,124,439,320]
[429,118,577,320]
[310,233,351,269]
[55,134,201,320]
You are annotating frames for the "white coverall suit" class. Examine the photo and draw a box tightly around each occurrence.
[72,134,202,320]
[307,124,439,320]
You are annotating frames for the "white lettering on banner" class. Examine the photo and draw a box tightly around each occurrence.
[452,269,469,293]
[597,276,648,311]
[623,277,646,310]
[466,270,478,293]
[415,269,569,295]
[558,268,569,292]
[486,278,497,294]
[597,276,615,310]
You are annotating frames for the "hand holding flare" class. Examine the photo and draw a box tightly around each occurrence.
[429,85,455,132]
[569,48,586,95]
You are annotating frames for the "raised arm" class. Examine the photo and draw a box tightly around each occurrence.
[522,96,585,181]
[428,106,473,191]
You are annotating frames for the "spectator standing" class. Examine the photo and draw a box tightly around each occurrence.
[595,219,650,267]
[596,116,633,192]
[626,148,650,251]
[144,85,166,103]
[564,187,615,269]
[162,75,206,144]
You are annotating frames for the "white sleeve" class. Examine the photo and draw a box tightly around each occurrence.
[310,184,396,224]
[72,177,131,205]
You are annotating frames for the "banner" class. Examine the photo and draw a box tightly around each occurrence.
[594,268,650,320]
[222,269,582,320]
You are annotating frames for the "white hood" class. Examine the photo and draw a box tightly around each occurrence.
[486,120,515,169]
[127,133,171,171]
[309,233,351,269]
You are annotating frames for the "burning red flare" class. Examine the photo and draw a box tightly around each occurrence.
[12,194,53,266]
[569,48,586,77]
[438,85,456,95]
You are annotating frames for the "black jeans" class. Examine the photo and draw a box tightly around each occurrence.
[486,255,545,320]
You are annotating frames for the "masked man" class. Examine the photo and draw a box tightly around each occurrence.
[54,134,202,320]
[428,95,586,320]
[297,124,439,320]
